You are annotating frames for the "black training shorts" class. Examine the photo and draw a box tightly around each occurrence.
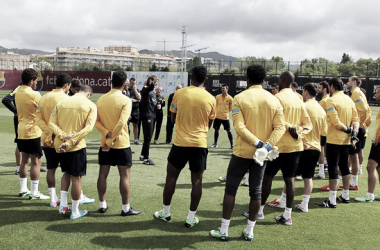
[98,147,132,166]
[213,118,231,131]
[43,147,60,169]
[265,151,301,178]
[17,138,43,157]
[59,148,87,177]
[167,145,208,173]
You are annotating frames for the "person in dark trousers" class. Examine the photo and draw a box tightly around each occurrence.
[139,75,158,165]
[165,85,182,144]
[153,86,165,144]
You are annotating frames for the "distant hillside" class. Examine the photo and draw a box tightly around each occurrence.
[139,49,237,61]
[0,46,51,55]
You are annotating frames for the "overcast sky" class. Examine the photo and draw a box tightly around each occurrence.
[1,0,380,62]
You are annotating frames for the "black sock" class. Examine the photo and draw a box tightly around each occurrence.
[214,130,219,144]
[227,131,233,145]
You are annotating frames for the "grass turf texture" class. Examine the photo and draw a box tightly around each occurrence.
[1,89,380,249]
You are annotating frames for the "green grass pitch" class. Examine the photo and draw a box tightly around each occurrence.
[1,90,380,249]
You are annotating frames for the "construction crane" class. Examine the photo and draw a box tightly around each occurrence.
[156,38,180,56]
[180,26,197,85]
[195,47,209,57]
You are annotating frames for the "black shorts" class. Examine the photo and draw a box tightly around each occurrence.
[98,147,132,166]
[368,143,380,165]
[320,136,326,147]
[17,138,43,157]
[14,116,19,143]
[130,110,139,124]
[213,118,231,131]
[225,154,266,200]
[265,151,301,178]
[349,127,366,155]
[359,137,367,150]
[59,148,87,177]
[43,148,60,169]
[295,150,320,179]
[167,145,208,173]
[326,143,350,179]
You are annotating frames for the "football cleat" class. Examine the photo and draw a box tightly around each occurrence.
[210,229,229,241]
[266,199,285,208]
[355,194,374,203]
[339,184,358,191]
[153,210,171,222]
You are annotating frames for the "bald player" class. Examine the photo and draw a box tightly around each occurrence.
[260,71,312,226]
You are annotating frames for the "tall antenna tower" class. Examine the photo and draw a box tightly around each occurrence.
[180,26,187,85]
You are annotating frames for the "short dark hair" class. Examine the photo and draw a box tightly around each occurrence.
[271,84,279,89]
[71,79,80,88]
[192,66,207,83]
[322,78,329,83]
[328,77,343,91]
[303,82,318,97]
[56,73,71,88]
[291,82,298,88]
[247,65,266,85]
[79,84,92,93]
[21,68,38,85]
[221,84,229,89]
[112,70,127,88]
[319,81,330,94]
[350,76,362,87]
[130,77,136,82]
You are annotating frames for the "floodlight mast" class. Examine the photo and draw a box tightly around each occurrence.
[180,26,196,85]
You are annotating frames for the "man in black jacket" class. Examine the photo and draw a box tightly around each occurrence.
[165,85,182,144]
[139,76,158,165]
[153,86,165,144]
[2,84,22,175]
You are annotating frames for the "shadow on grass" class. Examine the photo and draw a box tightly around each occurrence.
[0,208,67,227]
[156,181,222,189]
[90,235,215,249]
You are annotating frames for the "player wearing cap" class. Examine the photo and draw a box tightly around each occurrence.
[260,71,312,226]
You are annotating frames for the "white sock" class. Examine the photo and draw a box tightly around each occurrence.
[60,191,68,207]
[122,204,130,212]
[244,220,256,235]
[72,200,79,215]
[338,175,342,180]
[359,164,363,171]
[20,177,28,192]
[367,192,375,199]
[187,210,196,222]
[283,207,292,219]
[301,194,310,208]
[162,204,170,215]
[80,190,84,200]
[279,192,286,203]
[351,175,358,186]
[342,189,349,200]
[319,164,324,175]
[329,191,337,205]
[259,205,265,214]
[220,218,230,234]
[16,166,20,172]
[324,158,327,164]
[245,173,249,184]
[48,188,58,202]
[31,180,39,196]
[100,200,107,209]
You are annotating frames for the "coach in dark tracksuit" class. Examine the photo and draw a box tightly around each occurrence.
[165,84,182,144]
[153,86,165,144]
[139,76,158,165]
